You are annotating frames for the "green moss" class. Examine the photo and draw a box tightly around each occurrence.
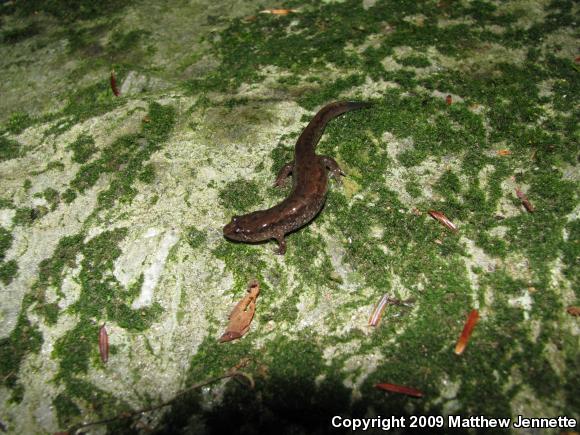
[0,260,18,285]
[396,54,431,68]
[67,133,97,164]
[113,302,164,331]
[0,197,14,209]
[9,0,130,21]
[46,226,163,419]
[0,136,22,162]
[218,180,262,213]
[137,163,156,183]
[22,179,31,191]
[186,227,207,250]
[44,80,124,137]
[297,74,366,110]
[475,232,508,258]
[61,188,77,204]
[0,227,12,261]
[106,29,150,53]
[37,233,84,291]
[4,111,34,134]
[561,219,579,292]
[68,102,175,209]
[286,232,333,286]
[53,321,99,380]
[435,170,462,197]
[13,207,35,226]
[61,378,132,431]
[0,303,43,401]
[41,187,60,211]
[405,179,422,198]
[38,302,60,325]
[0,22,40,44]
[53,393,81,428]
[0,227,18,300]
[213,241,267,294]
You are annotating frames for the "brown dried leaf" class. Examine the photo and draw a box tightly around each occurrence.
[219,280,260,343]
[497,149,512,156]
[566,306,580,316]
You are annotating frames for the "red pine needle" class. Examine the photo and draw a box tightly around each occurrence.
[515,188,534,212]
[368,294,389,326]
[375,382,424,398]
[99,324,109,363]
[110,71,120,97]
[259,8,297,15]
[454,309,479,355]
[428,210,458,232]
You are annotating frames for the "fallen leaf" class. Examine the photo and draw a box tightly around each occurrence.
[219,279,260,342]
[454,309,479,355]
[445,94,452,105]
[566,306,580,316]
[497,149,512,156]
[375,382,424,398]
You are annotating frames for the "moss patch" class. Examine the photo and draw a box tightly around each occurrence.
[0,135,22,162]
[67,133,97,164]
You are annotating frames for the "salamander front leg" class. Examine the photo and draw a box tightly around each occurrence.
[274,161,294,187]
[274,233,287,255]
[320,156,346,184]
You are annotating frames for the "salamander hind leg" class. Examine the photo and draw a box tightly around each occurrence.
[273,232,287,255]
[274,161,294,187]
[320,156,346,184]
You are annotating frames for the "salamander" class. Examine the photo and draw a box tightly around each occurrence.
[223,101,370,254]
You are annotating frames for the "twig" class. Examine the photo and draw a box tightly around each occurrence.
[65,369,252,434]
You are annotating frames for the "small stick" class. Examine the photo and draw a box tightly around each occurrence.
[65,369,252,434]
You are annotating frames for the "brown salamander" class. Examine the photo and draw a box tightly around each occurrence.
[223,101,370,254]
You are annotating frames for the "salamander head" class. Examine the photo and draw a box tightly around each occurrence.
[223,214,271,242]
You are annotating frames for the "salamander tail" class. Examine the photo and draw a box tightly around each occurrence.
[344,101,372,111]
[297,100,371,153]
